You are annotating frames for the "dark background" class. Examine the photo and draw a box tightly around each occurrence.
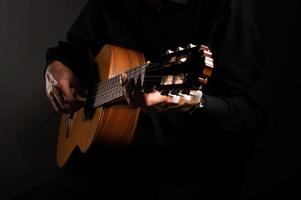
[0,0,300,199]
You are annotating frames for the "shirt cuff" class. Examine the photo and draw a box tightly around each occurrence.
[191,94,230,122]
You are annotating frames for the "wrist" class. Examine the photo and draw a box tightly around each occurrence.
[189,94,207,114]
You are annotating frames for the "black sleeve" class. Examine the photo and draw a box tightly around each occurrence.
[45,0,108,83]
[194,0,266,134]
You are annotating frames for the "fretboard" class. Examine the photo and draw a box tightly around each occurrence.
[92,64,147,108]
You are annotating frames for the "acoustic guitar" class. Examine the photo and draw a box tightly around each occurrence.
[56,44,214,167]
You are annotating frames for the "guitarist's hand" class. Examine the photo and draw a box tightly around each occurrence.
[120,73,202,112]
[45,61,85,113]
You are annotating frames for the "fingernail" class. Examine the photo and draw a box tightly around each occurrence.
[120,73,127,85]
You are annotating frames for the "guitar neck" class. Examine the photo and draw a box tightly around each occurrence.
[92,64,147,108]
[89,44,213,109]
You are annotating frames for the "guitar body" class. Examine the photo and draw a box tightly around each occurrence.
[57,45,145,167]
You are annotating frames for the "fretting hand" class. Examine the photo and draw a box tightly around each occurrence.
[120,73,203,113]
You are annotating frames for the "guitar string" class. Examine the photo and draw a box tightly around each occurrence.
[90,45,204,89]
[90,65,147,106]
[91,62,190,88]
[89,61,203,106]
[92,73,191,100]
[91,64,147,88]
[92,78,191,107]
[88,53,205,107]
[90,79,199,107]
[91,76,182,99]
[92,74,189,92]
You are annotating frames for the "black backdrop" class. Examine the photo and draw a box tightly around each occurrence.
[0,0,300,199]
[0,0,87,198]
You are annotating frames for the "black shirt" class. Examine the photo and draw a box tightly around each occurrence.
[45,0,266,197]
[47,0,265,137]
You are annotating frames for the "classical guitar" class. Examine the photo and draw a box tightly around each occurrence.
[56,44,214,167]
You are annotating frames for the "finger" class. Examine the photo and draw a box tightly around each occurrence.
[58,91,84,113]
[48,82,79,113]
[60,103,78,114]
[123,78,136,105]
[46,74,65,107]
[46,80,62,112]
[120,73,128,86]
[48,90,63,112]
[70,87,86,102]
[136,75,142,87]
[183,94,192,102]
[47,92,59,112]
[56,82,84,113]
[53,85,65,104]
[171,95,180,104]
[166,95,182,106]
[192,90,203,102]
[46,73,58,86]
[120,73,132,104]
[132,76,143,96]
[125,78,135,93]
[144,91,168,107]
[58,80,76,104]
[70,79,86,98]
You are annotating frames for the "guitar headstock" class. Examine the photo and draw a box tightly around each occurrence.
[142,44,214,96]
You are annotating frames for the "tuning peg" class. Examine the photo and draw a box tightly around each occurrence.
[178,57,187,63]
[165,49,174,55]
[187,43,196,48]
[194,90,203,99]
[179,93,192,101]
[176,47,184,51]
[191,90,203,102]
[168,93,180,103]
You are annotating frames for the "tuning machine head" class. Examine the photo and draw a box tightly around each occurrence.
[176,46,185,52]
[165,49,174,55]
[187,43,196,49]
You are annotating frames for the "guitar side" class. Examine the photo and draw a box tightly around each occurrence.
[56,45,145,167]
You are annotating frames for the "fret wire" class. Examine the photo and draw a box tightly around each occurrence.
[140,64,145,85]
[109,79,114,100]
[94,85,121,98]
[93,86,123,106]
[93,85,122,101]
[93,64,152,90]
[109,77,112,102]
[92,63,149,88]
[93,75,119,91]
[93,65,147,100]
[133,67,137,81]
[110,77,115,100]
[94,76,119,98]
[94,80,167,99]
[111,78,116,99]
[93,88,123,108]
[91,63,148,108]
[95,65,146,104]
